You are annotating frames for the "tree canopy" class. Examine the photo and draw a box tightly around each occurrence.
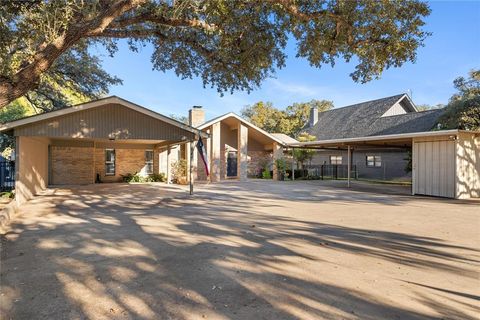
[437,69,480,131]
[241,99,333,136]
[0,0,431,108]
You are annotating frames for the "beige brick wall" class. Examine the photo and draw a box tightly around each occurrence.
[94,148,149,182]
[51,146,94,185]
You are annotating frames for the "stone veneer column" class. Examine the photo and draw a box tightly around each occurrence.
[210,123,221,182]
[237,122,248,180]
[272,142,283,181]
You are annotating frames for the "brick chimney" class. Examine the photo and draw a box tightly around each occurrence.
[309,106,318,127]
[189,106,205,127]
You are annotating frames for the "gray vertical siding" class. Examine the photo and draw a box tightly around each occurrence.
[14,103,195,141]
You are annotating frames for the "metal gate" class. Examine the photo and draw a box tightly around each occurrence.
[0,160,15,191]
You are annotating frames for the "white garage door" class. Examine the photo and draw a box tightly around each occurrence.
[413,140,455,198]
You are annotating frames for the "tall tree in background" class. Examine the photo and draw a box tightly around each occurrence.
[292,132,317,169]
[437,69,480,130]
[0,0,431,108]
[241,101,284,133]
[241,99,333,136]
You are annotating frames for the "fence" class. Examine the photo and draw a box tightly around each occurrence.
[0,160,15,191]
[288,164,357,180]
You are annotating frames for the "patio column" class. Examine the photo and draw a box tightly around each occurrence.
[237,122,248,180]
[210,122,221,182]
[272,142,283,181]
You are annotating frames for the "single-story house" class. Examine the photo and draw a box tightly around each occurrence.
[293,94,479,199]
[187,107,285,181]
[0,96,204,205]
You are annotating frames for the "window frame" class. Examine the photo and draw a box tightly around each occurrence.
[105,149,116,176]
[145,149,154,175]
[366,155,382,168]
[329,155,342,165]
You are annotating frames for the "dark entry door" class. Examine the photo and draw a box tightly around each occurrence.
[227,151,237,177]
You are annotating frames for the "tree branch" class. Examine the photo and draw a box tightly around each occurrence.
[107,13,218,33]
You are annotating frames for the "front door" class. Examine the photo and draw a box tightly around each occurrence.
[227,151,237,177]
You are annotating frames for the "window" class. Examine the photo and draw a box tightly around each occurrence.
[105,149,115,175]
[330,155,342,165]
[145,150,154,174]
[366,155,382,167]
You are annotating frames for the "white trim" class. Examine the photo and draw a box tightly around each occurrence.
[0,96,205,137]
[288,129,475,147]
[196,112,285,145]
[145,149,154,175]
[105,148,116,176]
[398,93,418,112]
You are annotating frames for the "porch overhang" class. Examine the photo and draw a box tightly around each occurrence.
[287,129,465,149]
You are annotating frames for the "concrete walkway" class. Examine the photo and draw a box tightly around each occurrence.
[1,181,479,319]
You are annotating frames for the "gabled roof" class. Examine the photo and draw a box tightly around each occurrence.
[0,96,204,137]
[196,112,286,145]
[306,94,444,140]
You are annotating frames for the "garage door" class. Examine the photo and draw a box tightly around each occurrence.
[413,140,455,198]
[50,146,94,185]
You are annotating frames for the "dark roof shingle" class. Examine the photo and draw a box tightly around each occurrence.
[306,94,444,139]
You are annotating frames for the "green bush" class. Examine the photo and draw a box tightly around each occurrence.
[145,173,167,182]
[122,172,167,183]
[262,166,272,179]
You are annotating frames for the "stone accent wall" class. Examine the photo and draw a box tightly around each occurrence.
[247,151,272,178]
[51,146,94,185]
[196,156,208,181]
[94,148,147,182]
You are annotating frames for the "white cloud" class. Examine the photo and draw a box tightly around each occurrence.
[267,78,326,97]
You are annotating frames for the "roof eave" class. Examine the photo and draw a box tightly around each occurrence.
[287,129,476,147]
[197,112,285,145]
[0,96,206,138]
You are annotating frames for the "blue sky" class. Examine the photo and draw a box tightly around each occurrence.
[94,1,480,120]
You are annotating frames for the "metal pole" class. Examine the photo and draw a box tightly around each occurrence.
[291,148,295,181]
[347,145,351,188]
[189,139,196,195]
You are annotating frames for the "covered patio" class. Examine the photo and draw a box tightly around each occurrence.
[288,129,480,199]
[0,96,204,205]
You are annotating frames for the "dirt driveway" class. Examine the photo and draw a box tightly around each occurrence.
[1,181,479,319]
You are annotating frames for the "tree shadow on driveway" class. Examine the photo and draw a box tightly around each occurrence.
[1,183,479,319]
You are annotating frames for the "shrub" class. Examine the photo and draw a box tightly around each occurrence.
[171,159,187,183]
[122,172,167,183]
[145,173,167,182]
[262,166,272,179]
[122,172,142,183]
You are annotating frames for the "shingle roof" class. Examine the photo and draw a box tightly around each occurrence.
[306,94,444,140]
[271,133,299,144]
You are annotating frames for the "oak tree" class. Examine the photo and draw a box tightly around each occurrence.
[0,0,431,109]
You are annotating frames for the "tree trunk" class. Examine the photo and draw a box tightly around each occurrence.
[0,0,146,109]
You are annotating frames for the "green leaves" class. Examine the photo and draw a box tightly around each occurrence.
[0,0,431,108]
[241,99,333,137]
[437,69,480,131]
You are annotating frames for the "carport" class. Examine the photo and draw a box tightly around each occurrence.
[289,129,480,199]
[0,96,205,205]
